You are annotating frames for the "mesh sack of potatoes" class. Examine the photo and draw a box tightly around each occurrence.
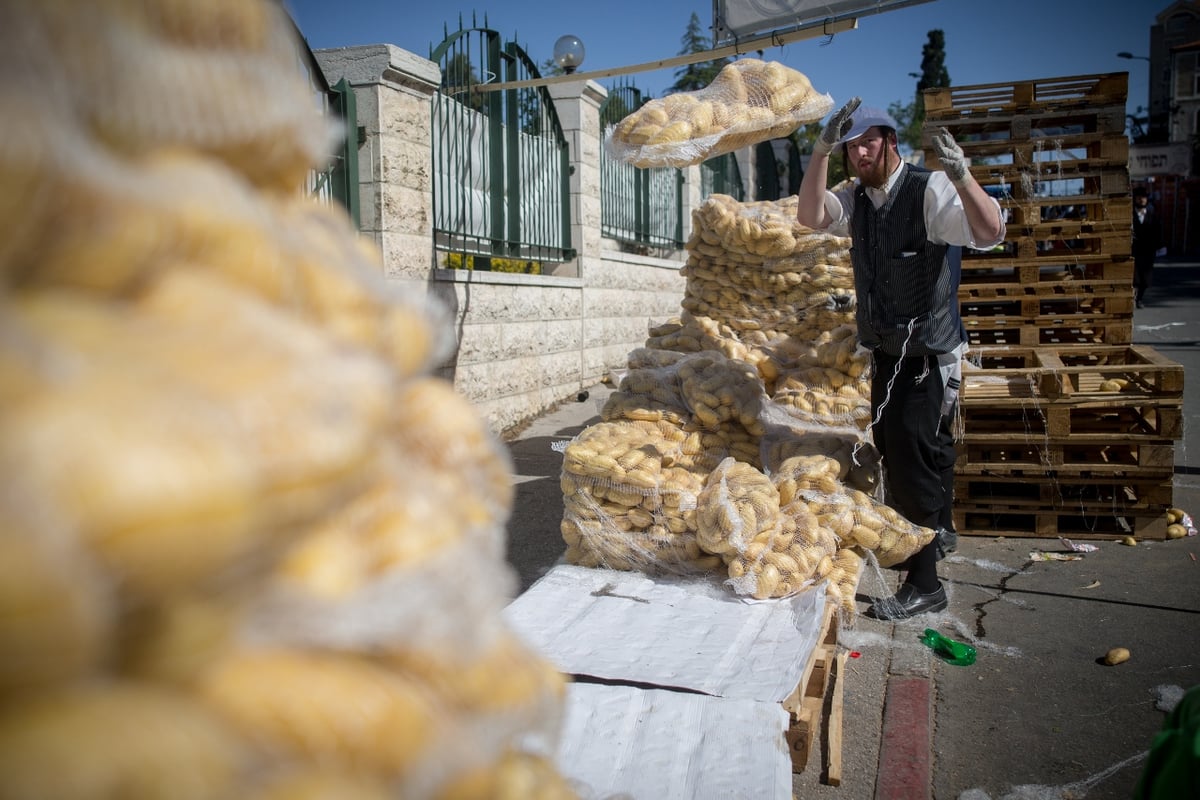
[0,0,340,198]
[599,351,764,465]
[760,429,879,494]
[696,457,839,600]
[605,59,832,168]
[763,326,872,437]
[560,419,724,575]
[0,1,579,797]
[676,351,768,435]
[644,312,762,370]
[678,196,857,394]
[821,546,867,617]
[802,486,936,569]
[600,360,693,426]
[764,454,871,614]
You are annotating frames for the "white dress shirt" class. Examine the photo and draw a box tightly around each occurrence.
[819,161,1006,251]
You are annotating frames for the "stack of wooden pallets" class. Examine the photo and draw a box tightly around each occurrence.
[922,72,1184,540]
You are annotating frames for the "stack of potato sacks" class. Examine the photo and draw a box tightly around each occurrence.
[0,2,577,798]
[562,194,935,613]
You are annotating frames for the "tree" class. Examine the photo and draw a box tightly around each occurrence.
[442,51,486,112]
[796,120,848,187]
[668,12,727,94]
[892,29,950,153]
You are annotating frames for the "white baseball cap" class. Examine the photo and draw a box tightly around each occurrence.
[838,105,900,145]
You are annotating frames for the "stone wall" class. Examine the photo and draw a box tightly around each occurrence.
[315,44,712,434]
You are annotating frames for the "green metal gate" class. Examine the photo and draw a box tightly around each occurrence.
[701,152,745,201]
[431,20,573,271]
[600,81,684,250]
[293,20,359,225]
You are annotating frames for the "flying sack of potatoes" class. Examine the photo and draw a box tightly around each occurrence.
[605,58,833,168]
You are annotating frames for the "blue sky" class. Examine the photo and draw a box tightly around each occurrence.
[284,0,1158,130]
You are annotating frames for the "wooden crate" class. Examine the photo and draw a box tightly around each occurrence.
[783,599,845,784]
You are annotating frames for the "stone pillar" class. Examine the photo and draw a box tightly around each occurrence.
[314,45,440,284]
[547,79,607,277]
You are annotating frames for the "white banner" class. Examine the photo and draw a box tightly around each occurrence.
[1130,142,1192,178]
[713,0,932,46]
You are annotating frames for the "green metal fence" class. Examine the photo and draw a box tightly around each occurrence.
[599,82,685,250]
[701,152,746,201]
[430,21,573,271]
[294,23,359,225]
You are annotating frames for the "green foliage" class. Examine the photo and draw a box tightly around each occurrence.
[895,29,951,152]
[796,121,848,187]
[442,252,543,274]
[601,83,640,129]
[442,52,485,112]
[669,12,727,94]
[890,99,920,154]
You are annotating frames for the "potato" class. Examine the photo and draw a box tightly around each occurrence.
[1166,523,1187,540]
[1120,535,1137,547]
[1166,508,1185,524]
[1103,647,1130,666]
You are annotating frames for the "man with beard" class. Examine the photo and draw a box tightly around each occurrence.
[795,98,1006,619]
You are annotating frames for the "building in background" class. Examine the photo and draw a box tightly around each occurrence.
[1130,1,1200,255]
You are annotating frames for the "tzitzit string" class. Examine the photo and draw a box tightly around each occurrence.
[852,317,919,465]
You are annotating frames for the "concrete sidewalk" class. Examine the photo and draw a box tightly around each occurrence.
[501,261,1200,799]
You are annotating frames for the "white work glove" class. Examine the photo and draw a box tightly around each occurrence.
[813,96,861,156]
[932,127,970,184]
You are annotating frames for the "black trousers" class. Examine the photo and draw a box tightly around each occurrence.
[870,351,958,590]
[1133,252,1155,300]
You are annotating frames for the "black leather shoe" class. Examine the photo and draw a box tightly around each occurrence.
[935,527,958,560]
[867,582,947,620]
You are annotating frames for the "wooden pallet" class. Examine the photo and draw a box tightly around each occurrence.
[960,261,1134,298]
[960,401,1183,441]
[984,230,1131,262]
[783,599,844,784]
[962,295,1133,320]
[996,195,1132,233]
[954,471,1174,540]
[929,130,1128,173]
[955,505,1170,540]
[924,73,1129,118]
[962,344,1184,400]
[958,439,1175,473]
[964,318,1132,347]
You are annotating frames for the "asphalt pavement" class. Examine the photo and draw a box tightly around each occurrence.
[502,259,1200,800]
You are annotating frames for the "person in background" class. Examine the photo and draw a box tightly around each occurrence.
[796,98,1006,620]
[1132,185,1163,308]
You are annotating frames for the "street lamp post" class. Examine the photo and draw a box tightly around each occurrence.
[1117,52,1153,143]
[553,35,585,75]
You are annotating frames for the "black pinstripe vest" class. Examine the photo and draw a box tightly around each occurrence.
[850,164,964,357]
